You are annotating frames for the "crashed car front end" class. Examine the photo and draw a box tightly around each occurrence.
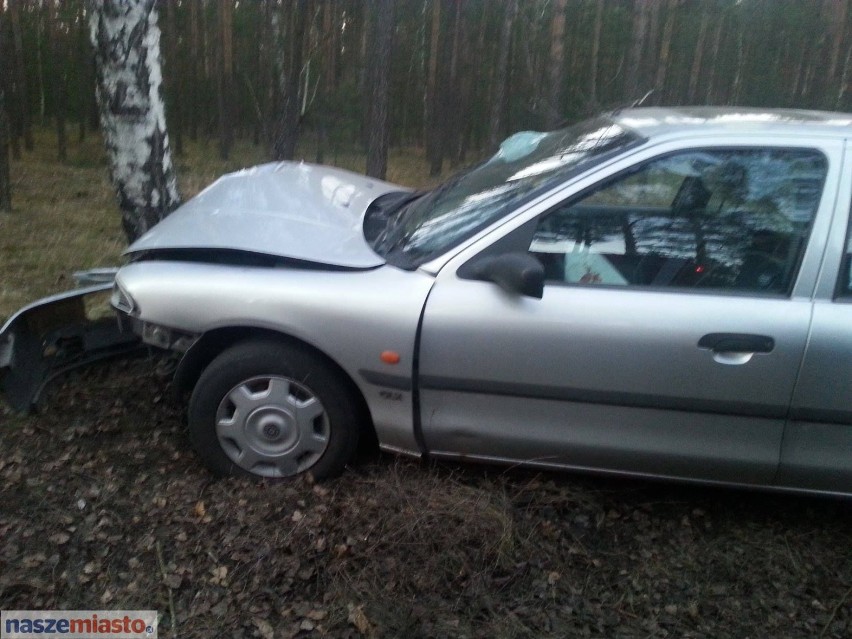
[0,274,142,412]
[1,162,409,413]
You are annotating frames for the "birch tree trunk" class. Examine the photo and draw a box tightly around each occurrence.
[87,0,181,243]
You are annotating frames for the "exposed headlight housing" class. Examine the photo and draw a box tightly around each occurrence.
[110,282,137,315]
[140,321,197,352]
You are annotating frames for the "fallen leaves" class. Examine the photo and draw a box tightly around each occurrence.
[347,603,372,635]
[209,566,228,586]
[0,358,850,638]
[48,532,70,545]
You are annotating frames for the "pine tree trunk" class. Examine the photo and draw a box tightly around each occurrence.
[489,0,518,148]
[425,0,443,176]
[46,0,67,162]
[165,0,183,155]
[189,0,200,141]
[731,16,747,104]
[0,0,21,161]
[837,42,852,108]
[366,0,395,180]
[546,0,567,129]
[447,0,463,165]
[88,0,181,243]
[625,0,651,102]
[704,15,724,104]
[687,10,710,104]
[271,0,307,161]
[217,0,234,160]
[589,0,603,108]
[0,84,11,212]
[77,0,88,143]
[9,0,32,151]
[652,0,676,104]
[826,0,849,106]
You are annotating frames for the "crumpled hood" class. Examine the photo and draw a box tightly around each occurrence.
[126,162,409,268]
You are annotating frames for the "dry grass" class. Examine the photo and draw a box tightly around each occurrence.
[0,129,444,322]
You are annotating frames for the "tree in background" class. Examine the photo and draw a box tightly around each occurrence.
[216,0,233,160]
[366,0,396,180]
[87,0,180,242]
[46,0,67,161]
[8,0,32,154]
[271,0,307,161]
[0,4,14,209]
[0,0,850,192]
[490,0,518,148]
[0,84,11,212]
[546,0,568,128]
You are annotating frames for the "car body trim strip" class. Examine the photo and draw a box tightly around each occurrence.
[788,407,852,426]
[359,369,413,391]
[419,375,788,419]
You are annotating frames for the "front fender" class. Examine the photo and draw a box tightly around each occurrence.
[1,282,142,412]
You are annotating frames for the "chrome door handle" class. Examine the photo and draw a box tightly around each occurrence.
[698,333,775,354]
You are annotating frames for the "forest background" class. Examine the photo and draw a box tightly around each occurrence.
[1,0,851,183]
[0,3,851,637]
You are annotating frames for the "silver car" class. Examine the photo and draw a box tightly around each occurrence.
[3,107,851,496]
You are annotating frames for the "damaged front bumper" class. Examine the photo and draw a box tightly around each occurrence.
[0,274,143,412]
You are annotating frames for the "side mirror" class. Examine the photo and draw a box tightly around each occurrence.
[470,252,544,299]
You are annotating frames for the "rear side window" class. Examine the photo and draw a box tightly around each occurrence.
[840,224,852,297]
[530,148,827,295]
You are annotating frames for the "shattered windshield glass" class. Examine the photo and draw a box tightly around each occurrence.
[368,117,641,268]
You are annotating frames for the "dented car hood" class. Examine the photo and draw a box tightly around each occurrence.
[126,162,409,268]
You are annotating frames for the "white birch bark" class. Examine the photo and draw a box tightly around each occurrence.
[87,0,180,242]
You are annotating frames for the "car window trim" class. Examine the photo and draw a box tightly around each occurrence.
[528,144,831,300]
[439,136,843,298]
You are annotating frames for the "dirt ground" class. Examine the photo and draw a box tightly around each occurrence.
[0,355,849,639]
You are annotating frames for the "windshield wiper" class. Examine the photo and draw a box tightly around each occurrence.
[370,191,427,253]
[374,165,484,256]
[364,191,422,246]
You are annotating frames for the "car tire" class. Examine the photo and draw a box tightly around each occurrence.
[188,339,361,480]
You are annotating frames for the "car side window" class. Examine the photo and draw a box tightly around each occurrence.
[840,222,852,297]
[530,148,827,294]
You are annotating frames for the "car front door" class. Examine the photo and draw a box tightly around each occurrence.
[778,143,852,494]
[418,138,843,486]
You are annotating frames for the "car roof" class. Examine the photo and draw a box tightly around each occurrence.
[609,106,852,140]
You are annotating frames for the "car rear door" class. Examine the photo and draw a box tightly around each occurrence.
[778,141,852,494]
[417,136,843,486]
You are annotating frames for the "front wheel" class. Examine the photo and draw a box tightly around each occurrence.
[188,339,361,479]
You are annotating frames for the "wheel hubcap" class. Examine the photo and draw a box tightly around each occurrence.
[215,375,330,477]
